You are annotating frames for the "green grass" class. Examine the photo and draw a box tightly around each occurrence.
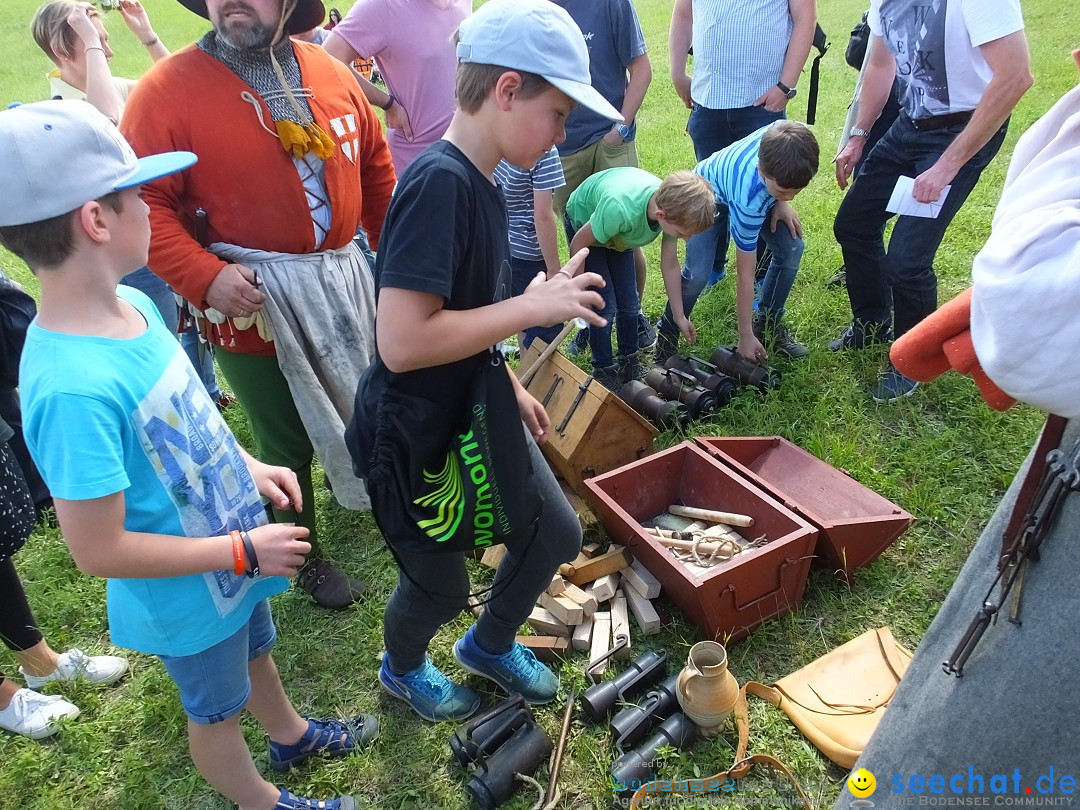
[1,0,1077,807]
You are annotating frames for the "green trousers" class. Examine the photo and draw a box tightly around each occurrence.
[215,349,319,551]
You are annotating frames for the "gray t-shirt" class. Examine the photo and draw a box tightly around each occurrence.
[870,0,1023,119]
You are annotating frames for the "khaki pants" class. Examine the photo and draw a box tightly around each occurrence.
[553,137,638,217]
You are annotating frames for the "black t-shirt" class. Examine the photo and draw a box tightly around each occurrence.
[348,141,512,474]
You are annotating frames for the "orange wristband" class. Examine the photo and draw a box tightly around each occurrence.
[230,530,245,576]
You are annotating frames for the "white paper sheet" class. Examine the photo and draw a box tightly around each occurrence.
[886,175,951,218]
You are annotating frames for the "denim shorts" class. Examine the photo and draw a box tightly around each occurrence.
[158,599,277,725]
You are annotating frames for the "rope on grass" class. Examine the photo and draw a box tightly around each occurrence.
[515,772,562,810]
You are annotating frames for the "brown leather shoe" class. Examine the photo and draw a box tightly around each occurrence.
[297,558,367,610]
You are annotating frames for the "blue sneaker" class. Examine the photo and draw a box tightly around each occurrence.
[871,363,919,403]
[453,626,559,705]
[274,787,356,809]
[269,715,377,771]
[378,654,480,722]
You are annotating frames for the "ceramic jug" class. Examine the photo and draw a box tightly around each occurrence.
[675,641,740,736]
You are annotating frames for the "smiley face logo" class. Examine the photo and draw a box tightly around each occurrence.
[848,768,877,798]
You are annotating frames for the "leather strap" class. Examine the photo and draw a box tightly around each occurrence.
[1000,414,1068,569]
[629,683,812,810]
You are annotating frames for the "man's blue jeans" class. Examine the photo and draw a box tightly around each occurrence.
[687,104,785,275]
[834,113,1008,338]
[660,207,804,335]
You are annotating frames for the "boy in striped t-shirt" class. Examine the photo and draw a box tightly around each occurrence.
[656,120,819,363]
[494,145,566,348]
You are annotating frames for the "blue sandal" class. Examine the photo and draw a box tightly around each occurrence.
[269,715,378,771]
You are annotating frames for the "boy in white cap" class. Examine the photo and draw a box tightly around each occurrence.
[0,100,369,810]
[345,0,614,722]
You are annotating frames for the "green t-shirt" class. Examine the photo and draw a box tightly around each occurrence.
[566,167,662,252]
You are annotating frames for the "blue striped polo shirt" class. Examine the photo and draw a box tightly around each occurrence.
[694,124,776,252]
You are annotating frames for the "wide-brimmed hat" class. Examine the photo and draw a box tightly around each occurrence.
[176,0,325,35]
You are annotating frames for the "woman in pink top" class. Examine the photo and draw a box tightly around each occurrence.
[324,0,470,174]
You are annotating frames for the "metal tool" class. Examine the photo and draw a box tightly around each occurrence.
[541,375,563,408]
[556,375,593,436]
[543,690,576,806]
[581,644,667,722]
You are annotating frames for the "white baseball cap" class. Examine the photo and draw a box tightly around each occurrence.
[0,100,197,227]
[455,0,623,123]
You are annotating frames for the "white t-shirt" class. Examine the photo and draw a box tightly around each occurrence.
[869,0,1024,119]
[48,71,136,121]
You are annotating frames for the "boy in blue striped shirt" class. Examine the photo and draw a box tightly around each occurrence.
[656,120,819,363]
[494,145,566,349]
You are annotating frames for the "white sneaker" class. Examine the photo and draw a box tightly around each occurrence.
[21,648,129,690]
[0,688,80,739]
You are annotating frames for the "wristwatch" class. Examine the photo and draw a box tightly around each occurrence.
[848,126,871,138]
[615,123,632,140]
[776,81,797,100]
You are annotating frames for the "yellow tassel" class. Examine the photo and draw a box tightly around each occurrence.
[275,120,310,158]
[274,120,337,160]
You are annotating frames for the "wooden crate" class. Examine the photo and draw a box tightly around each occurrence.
[695,437,912,580]
[518,341,656,500]
[584,441,818,643]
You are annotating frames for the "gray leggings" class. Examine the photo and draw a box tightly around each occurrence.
[383,432,582,673]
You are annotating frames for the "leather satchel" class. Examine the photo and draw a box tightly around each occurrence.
[630,628,912,808]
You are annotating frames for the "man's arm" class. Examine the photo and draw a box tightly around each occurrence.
[834,35,897,188]
[668,0,694,109]
[912,31,1033,202]
[534,189,562,278]
[603,53,652,145]
[756,0,817,112]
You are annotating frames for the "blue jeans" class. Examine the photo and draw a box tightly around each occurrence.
[660,205,804,334]
[562,218,638,368]
[181,323,221,400]
[834,113,1008,338]
[509,256,564,349]
[120,265,179,334]
[158,600,276,724]
[687,104,785,275]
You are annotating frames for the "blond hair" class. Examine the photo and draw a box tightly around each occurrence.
[31,1,94,64]
[655,170,716,234]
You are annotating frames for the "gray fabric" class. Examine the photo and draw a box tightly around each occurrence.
[836,418,1080,801]
[209,240,376,510]
[197,31,313,125]
[384,428,582,673]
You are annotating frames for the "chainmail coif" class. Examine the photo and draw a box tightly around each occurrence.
[198,30,314,125]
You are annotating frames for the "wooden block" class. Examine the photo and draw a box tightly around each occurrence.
[586,573,619,605]
[527,606,569,637]
[539,592,584,626]
[623,584,662,636]
[561,582,598,617]
[581,542,602,558]
[559,546,632,586]
[515,635,570,663]
[572,614,594,651]
[588,613,612,677]
[623,558,662,600]
[480,544,507,569]
[560,481,601,532]
[547,575,568,597]
[610,591,632,659]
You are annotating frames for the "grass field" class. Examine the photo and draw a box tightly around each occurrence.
[0,1,1077,808]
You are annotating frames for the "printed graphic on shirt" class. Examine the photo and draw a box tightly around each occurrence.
[132,351,267,617]
[330,113,359,163]
[879,0,949,114]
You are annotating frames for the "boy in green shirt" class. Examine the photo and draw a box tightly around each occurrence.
[565,167,715,388]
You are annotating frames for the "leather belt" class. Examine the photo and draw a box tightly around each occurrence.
[910,110,973,132]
